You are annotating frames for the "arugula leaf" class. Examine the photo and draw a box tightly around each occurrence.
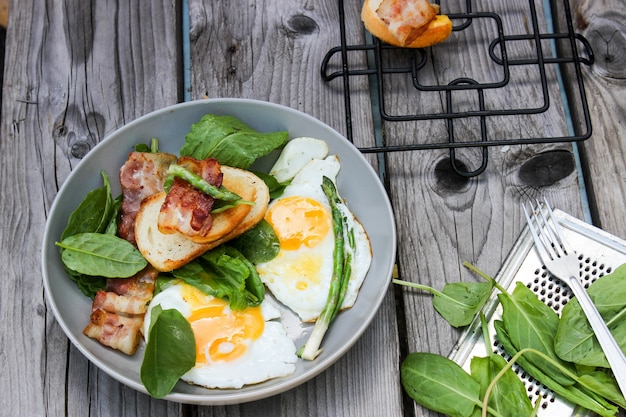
[56,233,148,278]
[180,114,289,169]
[555,263,626,368]
[141,306,196,398]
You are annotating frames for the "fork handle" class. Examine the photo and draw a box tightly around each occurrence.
[567,275,626,398]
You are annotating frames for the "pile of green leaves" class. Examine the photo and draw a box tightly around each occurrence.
[396,262,626,417]
[56,171,145,297]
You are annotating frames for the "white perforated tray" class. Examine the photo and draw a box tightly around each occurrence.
[450,209,626,416]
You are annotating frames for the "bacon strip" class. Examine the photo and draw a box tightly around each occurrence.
[84,267,158,355]
[118,152,177,245]
[158,156,223,238]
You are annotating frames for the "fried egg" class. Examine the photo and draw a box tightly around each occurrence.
[143,281,297,389]
[257,150,373,322]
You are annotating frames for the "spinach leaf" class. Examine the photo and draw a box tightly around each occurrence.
[172,246,263,310]
[393,279,494,327]
[494,321,619,417]
[470,355,534,416]
[230,219,280,264]
[141,305,196,398]
[252,170,289,199]
[555,263,626,368]
[60,170,114,240]
[401,352,482,417]
[180,114,289,169]
[578,371,626,409]
[56,233,148,278]
[220,246,265,306]
[103,195,123,236]
[433,281,494,328]
[65,267,107,299]
[471,315,534,416]
[498,282,577,386]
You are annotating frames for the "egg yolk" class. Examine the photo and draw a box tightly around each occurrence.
[182,289,265,364]
[265,196,330,250]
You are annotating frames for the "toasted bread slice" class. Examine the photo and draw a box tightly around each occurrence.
[135,168,270,271]
[361,0,452,48]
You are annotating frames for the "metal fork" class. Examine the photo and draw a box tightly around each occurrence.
[523,198,626,398]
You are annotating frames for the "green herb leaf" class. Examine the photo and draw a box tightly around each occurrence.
[141,306,196,398]
[494,321,619,417]
[251,170,289,199]
[578,371,626,409]
[65,267,107,299]
[470,355,534,416]
[56,233,148,278]
[498,282,577,386]
[60,171,114,239]
[393,279,494,328]
[230,219,280,264]
[433,281,494,327]
[180,114,289,168]
[103,195,123,235]
[555,264,626,368]
[401,352,481,417]
[172,246,263,310]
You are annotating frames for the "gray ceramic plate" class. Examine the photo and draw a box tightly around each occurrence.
[41,98,396,405]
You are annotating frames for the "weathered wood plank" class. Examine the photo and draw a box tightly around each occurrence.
[376,0,587,415]
[187,0,402,416]
[560,0,626,238]
[0,0,183,415]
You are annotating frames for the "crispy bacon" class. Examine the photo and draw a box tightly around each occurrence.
[84,267,158,355]
[83,310,144,355]
[118,152,177,245]
[376,0,439,45]
[158,156,223,238]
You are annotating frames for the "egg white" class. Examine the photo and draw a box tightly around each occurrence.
[257,154,373,322]
[143,282,297,389]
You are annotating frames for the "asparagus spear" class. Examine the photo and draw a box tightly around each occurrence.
[165,163,245,202]
[299,176,353,360]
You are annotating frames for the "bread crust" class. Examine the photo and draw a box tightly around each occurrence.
[135,167,270,272]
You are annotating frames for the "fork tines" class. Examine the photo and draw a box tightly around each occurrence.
[522,198,569,261]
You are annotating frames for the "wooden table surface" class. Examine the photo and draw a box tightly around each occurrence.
[1,0,625,416]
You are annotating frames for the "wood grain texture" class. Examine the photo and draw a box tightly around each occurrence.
[0,0,182,416]
[563,0,626,238]
[2,0,624,415]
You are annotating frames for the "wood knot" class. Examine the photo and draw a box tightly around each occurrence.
[581,16,626,79]
[434,158,471,192]
[188,3,207,42]
[518,150,575,187]
[71,140,91,159]
[286,15,318,35]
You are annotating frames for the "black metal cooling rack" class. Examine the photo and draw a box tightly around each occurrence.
[321,0,595,176]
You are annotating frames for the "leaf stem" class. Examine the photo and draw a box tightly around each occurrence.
[392,278,475,308]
